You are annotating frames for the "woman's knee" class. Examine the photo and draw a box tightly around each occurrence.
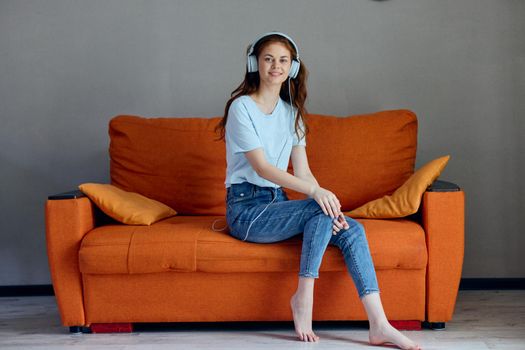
[306,211,335,239]
[332,218,367,248]
[342,216,365,236]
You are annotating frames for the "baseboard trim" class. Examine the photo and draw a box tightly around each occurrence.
[0,284,54,297]
[459,278,525,290]
[0,278,523,297]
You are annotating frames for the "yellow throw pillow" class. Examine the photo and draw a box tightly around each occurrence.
[346,155,450,219]
[78,183,177,225]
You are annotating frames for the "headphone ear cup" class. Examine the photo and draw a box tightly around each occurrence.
[289,60,300,79]
[247,54,258,73]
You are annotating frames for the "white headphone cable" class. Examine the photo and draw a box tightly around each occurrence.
[242,188,278,241]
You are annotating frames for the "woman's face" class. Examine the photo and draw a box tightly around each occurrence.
[257,42,293,86]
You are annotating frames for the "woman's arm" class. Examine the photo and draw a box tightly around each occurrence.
[296,173,320,198]
[290,145,319,197]
[245,146,343,221]
[290,145,349,231]
[244,147,317,196]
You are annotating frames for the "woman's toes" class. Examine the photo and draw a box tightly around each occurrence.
[308,332,319,342]
[369,322,420,350]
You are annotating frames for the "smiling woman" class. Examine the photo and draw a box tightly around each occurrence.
[213,32,421,349]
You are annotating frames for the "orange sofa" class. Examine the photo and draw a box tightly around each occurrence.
[45,109,465,334]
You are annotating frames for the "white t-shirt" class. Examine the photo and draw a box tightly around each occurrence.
[224,95,306,188]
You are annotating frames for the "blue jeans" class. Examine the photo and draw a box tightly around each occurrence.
[225,181,380,298]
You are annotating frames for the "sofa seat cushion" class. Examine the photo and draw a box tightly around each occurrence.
[79,217,201,274]
[79,216,427,275]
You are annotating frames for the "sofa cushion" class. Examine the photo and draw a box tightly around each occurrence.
[347,155,450,218]
[79,216,427,275]
[78,183,177,225]
[108,110,417,216]
[79,220,199,275]
[109,115,226,216]
[284,110,418,210]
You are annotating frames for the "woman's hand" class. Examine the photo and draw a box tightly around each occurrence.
[310,186,349,234]
[310,186,341,218]
[332,213,349,235]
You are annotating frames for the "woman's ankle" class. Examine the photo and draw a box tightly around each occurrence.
[295,277,315,296]
[369,317,389,329]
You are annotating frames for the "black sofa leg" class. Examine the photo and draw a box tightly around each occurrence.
[428,322,446,330]
[69,326,81,333]
[69,326,91,333]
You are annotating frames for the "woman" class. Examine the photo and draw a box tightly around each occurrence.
[214,32,421,349]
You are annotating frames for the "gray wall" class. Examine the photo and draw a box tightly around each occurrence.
[1,0,523,285]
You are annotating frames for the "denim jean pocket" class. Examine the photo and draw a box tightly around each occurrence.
[228,182,256,205]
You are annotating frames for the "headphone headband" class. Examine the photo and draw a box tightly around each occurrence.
[247,31,300,60]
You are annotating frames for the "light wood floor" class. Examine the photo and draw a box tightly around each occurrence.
[1,290,524,349]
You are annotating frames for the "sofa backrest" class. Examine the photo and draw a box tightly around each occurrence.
[109,109,417,215]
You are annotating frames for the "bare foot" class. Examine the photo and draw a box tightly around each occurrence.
[369,321,421,350]
[290,293,319,342]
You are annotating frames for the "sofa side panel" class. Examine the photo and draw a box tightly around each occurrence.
[45,197,95,326]
[422,190,465,323]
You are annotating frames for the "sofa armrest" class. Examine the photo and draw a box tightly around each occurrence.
[48,189,86,200]
[427,180,460,192]
[45,191,95,327]
[422,179,465,323]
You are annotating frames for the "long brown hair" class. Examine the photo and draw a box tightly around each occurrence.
[214,34,309,143]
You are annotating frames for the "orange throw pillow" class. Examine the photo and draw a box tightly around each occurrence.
[78,183,177,225]
[346,155,450,219]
